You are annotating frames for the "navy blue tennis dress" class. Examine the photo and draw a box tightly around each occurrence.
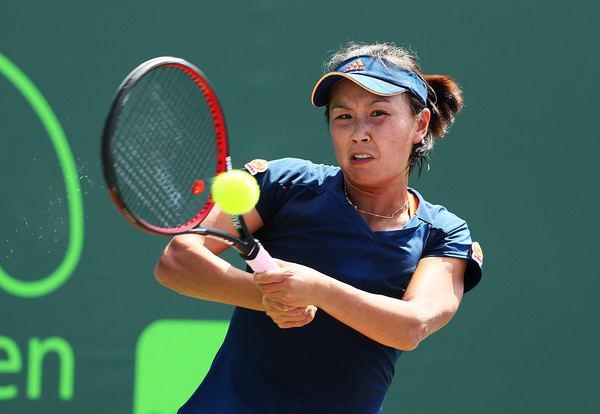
[179,158,482,414]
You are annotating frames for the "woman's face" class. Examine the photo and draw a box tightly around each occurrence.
[328,79,429,189]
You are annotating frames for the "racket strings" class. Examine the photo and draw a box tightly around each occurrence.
[112,66,219,230]
[116,75,182,226]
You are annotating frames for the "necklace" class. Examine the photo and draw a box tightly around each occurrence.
[343,185,408,219]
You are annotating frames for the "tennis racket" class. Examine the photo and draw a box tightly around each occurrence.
[101,56,277,272]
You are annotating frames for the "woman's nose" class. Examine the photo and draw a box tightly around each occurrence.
[351,121,371,143]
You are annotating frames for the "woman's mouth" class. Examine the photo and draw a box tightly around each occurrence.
[351,153,373,163]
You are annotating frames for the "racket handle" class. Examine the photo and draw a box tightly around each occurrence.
[245,243,279,273]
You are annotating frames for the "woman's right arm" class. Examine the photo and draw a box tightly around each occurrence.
[154,206,265,310]
[154,205,318,327]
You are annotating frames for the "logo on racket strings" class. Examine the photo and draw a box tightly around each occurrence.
[191,180,205,195]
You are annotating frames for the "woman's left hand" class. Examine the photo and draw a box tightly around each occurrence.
[254,259,326,327]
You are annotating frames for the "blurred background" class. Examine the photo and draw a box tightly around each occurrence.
[1,0,598,412]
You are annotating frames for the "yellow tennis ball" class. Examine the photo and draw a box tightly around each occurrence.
[211,170,260,215]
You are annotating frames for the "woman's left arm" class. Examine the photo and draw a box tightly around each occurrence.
[254,256,466,351]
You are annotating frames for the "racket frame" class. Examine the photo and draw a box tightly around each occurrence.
[101,57,270,264]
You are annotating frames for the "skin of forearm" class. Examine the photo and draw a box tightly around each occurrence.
[313,277,444,351]
[154,237,264,310]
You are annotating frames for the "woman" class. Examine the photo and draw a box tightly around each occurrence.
[155,42,483,414]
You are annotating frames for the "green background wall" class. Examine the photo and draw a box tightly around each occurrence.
[1,1,598,412]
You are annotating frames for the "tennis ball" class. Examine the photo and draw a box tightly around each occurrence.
[211,170,260,215]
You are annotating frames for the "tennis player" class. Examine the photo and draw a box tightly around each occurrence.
[155,41,483,414]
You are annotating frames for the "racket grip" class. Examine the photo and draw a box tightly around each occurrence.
[245,243,279,273]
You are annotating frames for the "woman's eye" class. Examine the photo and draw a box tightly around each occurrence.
[371,110,387,117]
[335,113,352,120]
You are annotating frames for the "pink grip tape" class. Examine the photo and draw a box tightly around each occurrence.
[246,245,278,273]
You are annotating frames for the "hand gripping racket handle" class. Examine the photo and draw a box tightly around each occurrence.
[245,242,279,273]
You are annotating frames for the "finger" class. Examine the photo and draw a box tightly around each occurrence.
[274,308,317,329]
[254,269,287,285]
[253,258,294,282]
[255,280,282,294]
[262,297,302,314]
[263,299,317,321]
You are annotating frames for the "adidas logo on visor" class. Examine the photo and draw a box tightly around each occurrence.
[343,59,366,73]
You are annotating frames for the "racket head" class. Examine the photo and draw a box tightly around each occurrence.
[101,57,230,235]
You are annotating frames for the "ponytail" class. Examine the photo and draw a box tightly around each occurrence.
[408,75,463,175]
[423,75,463,138]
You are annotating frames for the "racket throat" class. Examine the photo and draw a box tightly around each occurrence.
[241,241,264,261]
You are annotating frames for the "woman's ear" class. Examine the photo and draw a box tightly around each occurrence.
[412,108,431,144]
